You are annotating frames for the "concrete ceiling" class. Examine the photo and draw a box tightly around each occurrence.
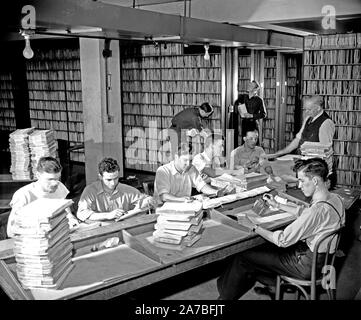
[102,0,361,36]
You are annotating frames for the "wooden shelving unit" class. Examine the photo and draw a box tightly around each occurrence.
[121,43,222,172]
[303,33,361,188]
[25,43,84,162]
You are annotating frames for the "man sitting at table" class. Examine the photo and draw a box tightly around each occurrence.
[229,128,266,173]
[217,158,345,300]
[192,133,244,182]
[154,143,228,203]
[7,156,79,238]
[77,157,154,223]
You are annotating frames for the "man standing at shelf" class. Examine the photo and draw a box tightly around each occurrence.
[234,80,267,143]
[154,143,230,203]
[7,156,79,238]
[192,133,244,182]
[77,157,154,223]
[169,102,214,145]
[265,95,335,159]
[217,158,345,300]
[229,128,266,173]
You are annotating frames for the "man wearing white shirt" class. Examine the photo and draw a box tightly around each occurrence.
[7,156,79,238]
[192,134,243,182]
[217,158,344,300]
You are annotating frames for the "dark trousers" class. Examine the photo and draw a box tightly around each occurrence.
[217,242,324,300]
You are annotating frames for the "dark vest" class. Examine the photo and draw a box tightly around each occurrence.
[299,111,330,148]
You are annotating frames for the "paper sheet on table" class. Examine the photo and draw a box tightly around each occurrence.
[248,212,295,224]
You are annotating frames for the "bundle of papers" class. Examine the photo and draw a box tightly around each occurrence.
[210,172,268,192]
[202,186,271,209]
[13,198,74,289]
[9,128,35,180]
[29,130,58,177]
[152,201,204,249]
[300,142,333,174]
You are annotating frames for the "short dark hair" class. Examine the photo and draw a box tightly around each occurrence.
[37,157,62,174]
[243,127,259,138]
[199,102,213,115]
[293,158,329,181]
[175,143,193,157]
[204,133,224,149]
[98,157,120,175]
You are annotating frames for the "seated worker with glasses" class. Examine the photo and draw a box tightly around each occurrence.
[154,143,229,204]
[217,158,345,300]
[77,158,154,223]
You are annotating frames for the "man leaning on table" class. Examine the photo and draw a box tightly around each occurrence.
[7,156,79,238]
[154,143,229,203]
[217,158,345,300]
[77,157,154,223]
[264,95,335,159]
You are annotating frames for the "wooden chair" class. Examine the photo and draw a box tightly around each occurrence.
[275,226,344,300]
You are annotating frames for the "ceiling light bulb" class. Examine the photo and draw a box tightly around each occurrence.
[204,44,210,61]
[23,35,34,59]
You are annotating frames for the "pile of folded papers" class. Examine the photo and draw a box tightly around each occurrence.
[210,172,268,192]
[29,130,58,176]
[152,201,204,249]
[300,142,333,174]
[9,128,35,180]
[13,198,74,289]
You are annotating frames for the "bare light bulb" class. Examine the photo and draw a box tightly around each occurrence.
[23,35,34,59]
[204,44,210,61]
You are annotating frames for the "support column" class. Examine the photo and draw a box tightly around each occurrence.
[80,38,123,184]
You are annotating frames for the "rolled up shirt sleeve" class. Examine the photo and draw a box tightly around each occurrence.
[319,119,335,146]
[192,155,206,173]
[154,168,171,197]
[271,208,319,248]
[189,167,207,192]
[76,188,97,222]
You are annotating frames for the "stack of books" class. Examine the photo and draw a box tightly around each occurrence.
[9,128,35,180]
[300,142,333,174]
[29,130,58,176]
[152,201,204,250]
[12,198,74,289]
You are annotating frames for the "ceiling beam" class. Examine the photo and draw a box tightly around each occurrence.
[3,0,302,49]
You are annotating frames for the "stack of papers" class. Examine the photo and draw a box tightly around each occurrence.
[300,142,333,174]
[9,128,35,180]
[202,186,271,209]
[210,173,268,192]
[13,198,74,289]
[152,201,204,249]
[29,130,58,176]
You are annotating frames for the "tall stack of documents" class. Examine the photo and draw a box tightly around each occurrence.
[12,198,74,289]
[29,130,58,176]
[152,201,204,249]
[9,128,35,180]
[300,142,333,174]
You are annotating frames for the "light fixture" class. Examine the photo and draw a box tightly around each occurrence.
[20,29,34,59]
[204,44,210,61]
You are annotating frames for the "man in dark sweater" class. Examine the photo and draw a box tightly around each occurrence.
[265,95,335,159]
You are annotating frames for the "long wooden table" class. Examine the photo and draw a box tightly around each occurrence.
[1,186,358,300]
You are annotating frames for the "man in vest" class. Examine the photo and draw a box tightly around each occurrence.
[265,95,335,158]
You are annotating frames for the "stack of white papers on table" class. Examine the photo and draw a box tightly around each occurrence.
[9,128,35,180]
[202,186,271,209]
[29,130,58,177]
[13,198,74,289]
